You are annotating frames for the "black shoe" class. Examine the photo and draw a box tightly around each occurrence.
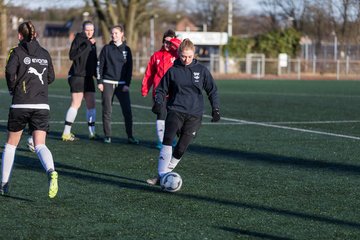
[0,182,9,195]
[128,137,139,145]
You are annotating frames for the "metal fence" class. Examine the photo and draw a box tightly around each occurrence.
[1,53,360,80]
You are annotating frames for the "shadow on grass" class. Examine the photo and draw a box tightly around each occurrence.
[217,226,294,240]
[46,130,158,150]
[12,155,360,230]
[0,194,34,202]
[189,144,360,175]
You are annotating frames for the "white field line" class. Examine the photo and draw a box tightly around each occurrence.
[48,94,360,140]
[0,92,359,140]
[204,116,360,140]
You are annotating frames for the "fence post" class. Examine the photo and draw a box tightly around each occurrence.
[313,55,316,74]
[297,58,301,80]
[57,50,61,73]
[336,60,340,80]
[346,56,349,75]
[136,52,140,74]
[257,59,261,79]
[210,54,214,73]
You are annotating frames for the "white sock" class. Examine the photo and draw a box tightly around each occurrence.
[168,157,181,172]
[156,120,165,142]
[1,144,16,184]
[63,107,78,135]
[158,145,172,177]
[86,108,96,135]
[35,144,55,172]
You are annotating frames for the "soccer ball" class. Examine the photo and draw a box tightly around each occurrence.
[160,172,183,192]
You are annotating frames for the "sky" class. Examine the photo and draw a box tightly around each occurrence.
[5,0,261,12]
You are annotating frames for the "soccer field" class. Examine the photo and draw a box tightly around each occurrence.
[0,78,360,239]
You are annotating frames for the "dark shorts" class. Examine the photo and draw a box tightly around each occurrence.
[68,76,95,93]
[165,111,202,138]
[7,108,50,132]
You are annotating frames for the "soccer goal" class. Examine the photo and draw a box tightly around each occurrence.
[246,53,265,78]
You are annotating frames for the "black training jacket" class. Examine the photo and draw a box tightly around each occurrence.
[5,39,55,107]
[97,41,133,86]
[155,58,219,117]
[68,32,97,78]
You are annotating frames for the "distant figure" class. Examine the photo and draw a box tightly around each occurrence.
[62,20,98,141]
[1,21,58,198]
[147,38,220,185]
[141,29,181,149]
[97,24,139,144]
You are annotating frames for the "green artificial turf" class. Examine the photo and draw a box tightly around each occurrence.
[0,79,359,239]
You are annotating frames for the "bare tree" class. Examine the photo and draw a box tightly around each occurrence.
[259,0,281,30]
[302,0,333,58]
[92,0,156,49]
[331,0,358,55]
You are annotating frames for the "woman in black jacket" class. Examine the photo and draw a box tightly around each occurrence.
[97,24,139,144]
[1,21,58,198]
[147,38,220,185]
[62,20,98,141]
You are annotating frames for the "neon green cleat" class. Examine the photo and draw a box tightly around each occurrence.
[62,133,79,141]
[48,171,58,199]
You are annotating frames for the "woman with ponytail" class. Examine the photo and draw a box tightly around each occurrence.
[1,21,58,198]
[147,38,220,186]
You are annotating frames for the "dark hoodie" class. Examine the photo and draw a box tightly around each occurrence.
[155,58,219,117]
[68,32,97,78]
[97,41,133,86]
[5,39,55,106]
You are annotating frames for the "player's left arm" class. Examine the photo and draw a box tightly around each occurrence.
[203,68,220,122]
[5,48,19,95]
[47,53,55,85]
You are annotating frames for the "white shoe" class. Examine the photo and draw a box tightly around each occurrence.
[146,176,160,185]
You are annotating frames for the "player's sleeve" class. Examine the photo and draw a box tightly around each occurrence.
[141,54,156,96]
[154,69,170,104]
[202,67,220,110]
[123,46,133,86]
[5,48,19,95]
[47,54,55,84]
[97,47,106,84]
[69,36,91,61]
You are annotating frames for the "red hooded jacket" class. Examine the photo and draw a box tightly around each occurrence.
[141,38,181,97]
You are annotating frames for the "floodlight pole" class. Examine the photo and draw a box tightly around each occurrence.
[332,31,338,61]
[228,0,233,37]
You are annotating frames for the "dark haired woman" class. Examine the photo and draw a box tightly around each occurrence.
[1,21,58,198]
[97,25,139,144]
[141,29,181,149]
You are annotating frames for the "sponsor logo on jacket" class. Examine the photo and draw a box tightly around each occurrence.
[24,57,48,66]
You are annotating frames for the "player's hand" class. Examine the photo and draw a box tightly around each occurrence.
[98,83,104,92]
[152,102,162,114]
[211,108,220,122]
[89,38,96,45]
[122,85,129,92]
